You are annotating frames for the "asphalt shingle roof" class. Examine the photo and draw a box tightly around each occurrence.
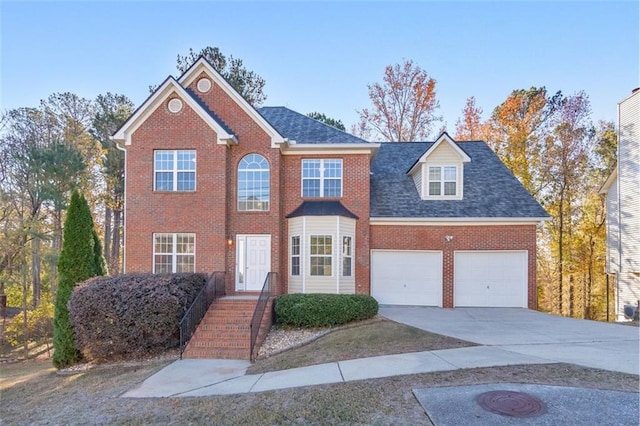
[258,107,369,144]
[370,141,550,218]
[184,87,235,136]
[286,201,359,219]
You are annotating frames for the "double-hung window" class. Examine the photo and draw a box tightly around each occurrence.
[342,236,352,277]
[302,159,342,197]
[154,150,196,191]
[153,233,195,273]
[291,236,301,276]
[428,166,457,196]
[310,235,332,276]
[238,154,270,211]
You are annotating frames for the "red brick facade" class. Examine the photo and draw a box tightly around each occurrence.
[120,62,540,309]
[370,224,538,308]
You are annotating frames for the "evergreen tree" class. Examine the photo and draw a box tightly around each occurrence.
[53,190,104,368]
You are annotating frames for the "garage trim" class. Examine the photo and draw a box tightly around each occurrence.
[454,250,528,308]
[371,249,443,307]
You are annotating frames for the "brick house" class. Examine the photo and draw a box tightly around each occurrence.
[112,58,548,357]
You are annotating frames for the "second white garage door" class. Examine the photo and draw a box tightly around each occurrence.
[371,250,442,306]
[454,251,527,307]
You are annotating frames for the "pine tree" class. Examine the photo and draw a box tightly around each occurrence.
[53,190,104,368]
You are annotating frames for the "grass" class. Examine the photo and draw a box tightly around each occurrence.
[248,318,475,374]
[1,359,637,425]
[1,319,638,425]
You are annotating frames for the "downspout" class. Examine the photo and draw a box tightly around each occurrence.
[112,137,127,273]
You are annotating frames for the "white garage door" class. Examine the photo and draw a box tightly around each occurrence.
[371,250,442,306]
[454,251,527,307]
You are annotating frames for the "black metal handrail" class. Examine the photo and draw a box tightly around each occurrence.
[179,271,225,359]
[249,272,277,361]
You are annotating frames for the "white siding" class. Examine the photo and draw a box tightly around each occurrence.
[411,167,423,197]
[426,142,461,163]
[616,90,640,319]
[287,216,356,294]
[618,91,640,273]
[339,218,356,294]
[605,177,620,273]
[616,272,640,321]
[288,218,304,293]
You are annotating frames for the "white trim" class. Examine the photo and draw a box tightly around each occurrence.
[235,234,271,291]
[301,158,343,198]
[116,141,127,273]
[370,217,550,225]
[453,250,528,308]
[302,217,306,293]
[424,164,462,200]
[336,216,340,293]
[177,58,286,147]
[407,132,471,176]
[599,167,618,194]
[112,77,237,146]
[281,142,379,155]
[153,149,196,192]
[152,233,196,273]
[370,249,443,307]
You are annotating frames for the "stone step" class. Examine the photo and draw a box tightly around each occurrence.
[194,331,250,340]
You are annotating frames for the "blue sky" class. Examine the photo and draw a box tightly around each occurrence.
[1,1,638,135]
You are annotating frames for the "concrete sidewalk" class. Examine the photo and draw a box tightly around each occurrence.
[123,345,553,398]
[122,307,639,398]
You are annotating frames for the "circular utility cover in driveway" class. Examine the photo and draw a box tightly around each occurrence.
[476,390,546,418]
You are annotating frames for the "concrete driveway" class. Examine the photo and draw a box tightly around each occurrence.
[379,306,639,375]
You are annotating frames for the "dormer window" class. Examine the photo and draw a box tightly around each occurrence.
[407,132,470,201]
[428,166,458,196]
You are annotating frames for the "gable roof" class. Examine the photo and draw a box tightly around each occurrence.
[178,57,286,147]
[286,201,359,219]
[112,76,237,146]
[258,107,369,144]
[599,167,618,194]
[370,141,549,220]
[406,132,471,175]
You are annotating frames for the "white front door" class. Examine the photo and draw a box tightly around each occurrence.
[236,235,271,291]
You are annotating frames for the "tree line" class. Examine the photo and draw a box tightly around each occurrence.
[0,48,617,343]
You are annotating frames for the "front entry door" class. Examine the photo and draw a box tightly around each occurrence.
[236,235,271,291]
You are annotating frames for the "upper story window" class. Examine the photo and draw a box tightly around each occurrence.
[428,166,457,196]
[238,153,270,211]
[153,233,195,273]
[154,150,196,191]
[302,159,342,197]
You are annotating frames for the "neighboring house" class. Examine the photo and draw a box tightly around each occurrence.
[112,57,548,313]
[600,88,640,321]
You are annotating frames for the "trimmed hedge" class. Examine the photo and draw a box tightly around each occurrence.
[275,293,378,328]
[68,273,206,361]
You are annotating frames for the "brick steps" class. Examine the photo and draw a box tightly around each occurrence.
[182,297,257,360]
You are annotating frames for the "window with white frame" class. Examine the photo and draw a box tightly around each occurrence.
[291,236,301,276]
[302,159,342,197]
[153,233,195,273]
[342,236,352,277]
[428,166,457,196]
[238,154,270,211]
[154,150,196,191]
[310,235,332,276]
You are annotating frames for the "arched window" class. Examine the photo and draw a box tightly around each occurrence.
[238,154,270,211]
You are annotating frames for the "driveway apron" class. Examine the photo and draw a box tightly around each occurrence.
[379,306,639,375]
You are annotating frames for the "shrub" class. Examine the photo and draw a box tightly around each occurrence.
[54,191,104,368]
[4,298,54,347]
[275,293,378,328]
[68,273,206,361]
